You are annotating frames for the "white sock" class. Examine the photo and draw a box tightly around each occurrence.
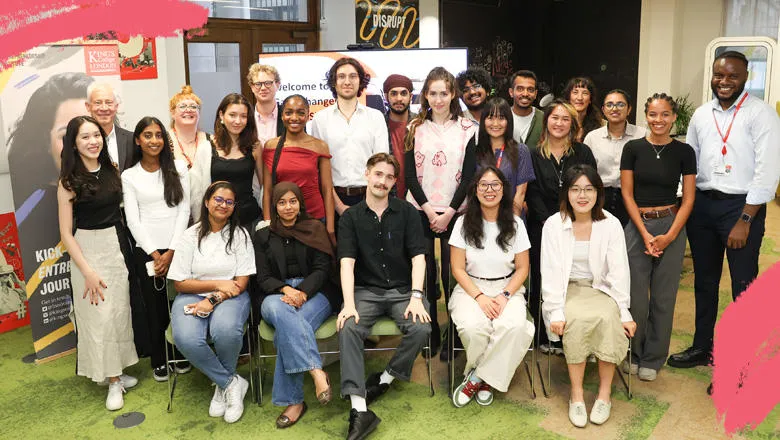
[350,395,367,412]
[379,370,395,385]
[468,371,483,384]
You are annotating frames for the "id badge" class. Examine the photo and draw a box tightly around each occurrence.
[712,159,731,176]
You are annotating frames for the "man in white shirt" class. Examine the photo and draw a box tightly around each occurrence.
[667,51,780,371]
[508,70,544,150]
[583,89,646,226]
[246,63,284,146]
[311,57,389,216]
[85,82,134,171]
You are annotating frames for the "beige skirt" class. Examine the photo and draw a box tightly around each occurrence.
[71,227,138,382]
[562,280,628,364]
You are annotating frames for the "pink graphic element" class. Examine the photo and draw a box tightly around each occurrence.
[431,151,447,167]
[456,171,462,184]
[712,261,780,434]
[414,151,425,168]
[0,0,208,69]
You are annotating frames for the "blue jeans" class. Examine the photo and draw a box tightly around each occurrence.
[172,291,250,389]
[260,278,332,406]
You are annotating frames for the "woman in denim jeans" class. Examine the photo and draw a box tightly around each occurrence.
[168,181,256,424]
[255,182,340,428]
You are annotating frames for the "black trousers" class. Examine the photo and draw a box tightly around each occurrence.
[133,247,180,368]
[604,187,630,227]
[687,190,766,352]
[419,211,456,352]
[527,219,548,346]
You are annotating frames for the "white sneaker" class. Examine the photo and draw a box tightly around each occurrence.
[106,381,126,411]
[209,385,226,417]
[638,367,657,381]
[621,360,639,375]
[223,375,249,423]
[589,399,611,425]
[98,374,138,389]
[568,401,587,428]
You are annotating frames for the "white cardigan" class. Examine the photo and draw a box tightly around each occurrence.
[540,210,632,342]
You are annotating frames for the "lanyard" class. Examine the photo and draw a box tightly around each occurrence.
[711,93,748,156]
[495,144,505,168]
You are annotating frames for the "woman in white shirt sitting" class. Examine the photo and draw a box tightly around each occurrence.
[541,164,636,428]
[122,116,190,382]
[449,166,535,408]
[168,181,256,424]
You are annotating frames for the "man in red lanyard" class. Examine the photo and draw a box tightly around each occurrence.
[667,51,780,377]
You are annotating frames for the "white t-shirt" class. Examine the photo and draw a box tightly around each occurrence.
[512,111,534,144]
[167,223,256,296]
[449,215,531,278]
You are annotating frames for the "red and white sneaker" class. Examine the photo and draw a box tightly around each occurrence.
[475,382,494,406]
[453,377,479,408]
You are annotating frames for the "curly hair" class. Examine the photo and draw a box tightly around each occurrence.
[456,67,494,93]
[461,166,516,251]
[325,57,370,99]
[643,92,678,114]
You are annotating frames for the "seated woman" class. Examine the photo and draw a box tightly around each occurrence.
[541,164,636,428]
[255,182,341,428]
[168,181,256,424]
[449,166,535,408]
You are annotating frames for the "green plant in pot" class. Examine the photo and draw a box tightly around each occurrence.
[673,93,694,138]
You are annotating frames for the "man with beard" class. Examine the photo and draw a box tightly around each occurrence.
[456,67,492,125]
[85,82,134,171]
[508,70,544,150]
[383,74,416,197]
[667,51,780,375]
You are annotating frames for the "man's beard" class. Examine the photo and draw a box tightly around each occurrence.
[465,100,485,112]
[389,104,410,115]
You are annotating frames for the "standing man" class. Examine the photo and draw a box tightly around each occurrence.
[311,57,389,216]
[667,51,780,370]
[583,89,646,227]
[383,74,416,198]
[247,63,284,145]
[85,82,134,172]
[457,67,492,124]
[337,153,431,440]
[508,70,544,150]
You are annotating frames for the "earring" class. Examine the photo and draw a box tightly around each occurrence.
[220,119,225,125]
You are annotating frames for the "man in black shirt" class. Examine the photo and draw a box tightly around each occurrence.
[337,153,430,440]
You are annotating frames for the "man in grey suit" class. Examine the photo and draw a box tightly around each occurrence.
[85,82,134,172]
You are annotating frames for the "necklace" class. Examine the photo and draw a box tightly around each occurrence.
[173,128,197,169]
[550,155,565,188]
[90,165,101,180]
[648,141,670,159]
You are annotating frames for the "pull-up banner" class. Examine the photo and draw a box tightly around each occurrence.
[355,0,419,49]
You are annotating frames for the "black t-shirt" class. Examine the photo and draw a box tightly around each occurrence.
[73,170,123,229]
[620,138,696,207]
[337,197,427,293]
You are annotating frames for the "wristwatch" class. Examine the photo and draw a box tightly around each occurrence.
[207,294,221,306]
[740,212,753,224]
[409,289,424,299]
[501,291,511,299]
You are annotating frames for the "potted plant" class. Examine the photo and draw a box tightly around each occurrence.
[673,93,695,139]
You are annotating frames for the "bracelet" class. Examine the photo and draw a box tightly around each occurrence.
[474,292,484,300]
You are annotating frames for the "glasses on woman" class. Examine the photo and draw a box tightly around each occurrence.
[177,103,200,111]
[568,186,596,196]
[477,181,503,192]
[213,196,235,207]
[603,102,627,110]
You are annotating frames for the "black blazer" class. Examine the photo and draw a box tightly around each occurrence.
[115,126,135,172]
[253,228,340,309]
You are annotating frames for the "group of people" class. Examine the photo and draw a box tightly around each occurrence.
[44,48,779,438]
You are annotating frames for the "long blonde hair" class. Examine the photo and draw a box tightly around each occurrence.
[404,67,462,152]
[538,99,579,160]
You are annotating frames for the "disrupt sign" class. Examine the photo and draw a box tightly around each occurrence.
[355,0,419,49]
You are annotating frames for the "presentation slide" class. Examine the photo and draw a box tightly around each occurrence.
[258,48,469,117]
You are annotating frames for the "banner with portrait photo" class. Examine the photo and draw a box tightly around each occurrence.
[0,44,121,361]
[355,0,419,49]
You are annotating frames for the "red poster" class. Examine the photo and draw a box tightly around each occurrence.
[119,36,158,80]
[84,44,120,76]
[0,213,30,333]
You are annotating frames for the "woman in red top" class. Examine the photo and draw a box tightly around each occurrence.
[262,94,336,245]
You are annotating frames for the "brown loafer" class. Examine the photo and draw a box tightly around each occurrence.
[276,402,307,429]
[316,373,332,405]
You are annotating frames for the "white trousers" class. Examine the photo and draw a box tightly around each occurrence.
[448,278,535,392]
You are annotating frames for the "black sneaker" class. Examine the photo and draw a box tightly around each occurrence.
[174,361,192,374]
[365,372,390,405]
[153,366,169,382]
[347,408,381,440]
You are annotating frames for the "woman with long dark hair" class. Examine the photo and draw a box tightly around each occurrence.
[449,166,534,408]
[562,77,604,142]
[475,97,535,217]
[168,181,255,424]
[542,164,635,428]
[256,182,340,428]
[57,115,138,411]
[404,66,478,355]
[262,94,336,245]
[527,99,597,354]
[189,93,262,227]
[121,116,190,381]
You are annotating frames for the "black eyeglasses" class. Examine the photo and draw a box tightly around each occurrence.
[461,83,482,94]
[604,102,627,110]
[477,181,502,192]
[213,196,235,207]
[252,80,276,89]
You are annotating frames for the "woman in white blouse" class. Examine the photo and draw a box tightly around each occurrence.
[122,116,190,382]
[541,164,636,428]
[168,181,256,424]
[449,166,535,408]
